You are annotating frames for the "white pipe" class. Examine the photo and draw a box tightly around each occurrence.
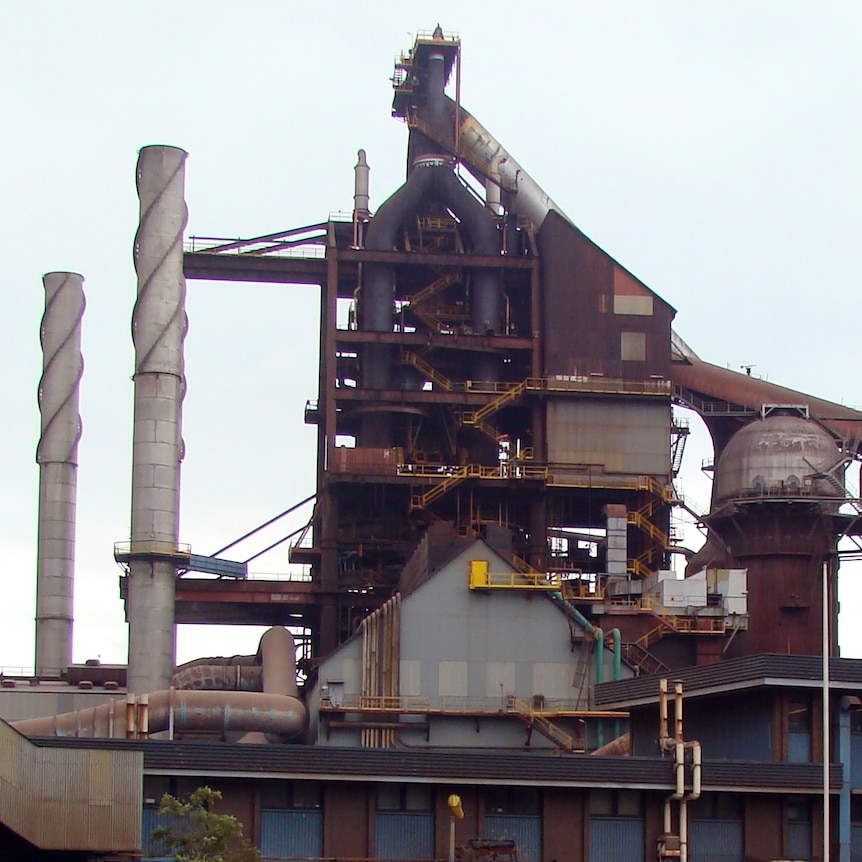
[824,559,831,862]
[128,145,189,694]
[679,799,688,862]
[688,742,702,800]
[674,741,685,799]
[659,678,669,743]
[674,681,684,741]
[455,108,569,228]
[35,272,85,676]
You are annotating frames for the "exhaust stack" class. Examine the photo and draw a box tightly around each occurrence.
[128,145,188,694]
[35,272,85,677]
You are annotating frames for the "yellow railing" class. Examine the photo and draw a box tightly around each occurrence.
[469,560,561,591]
[403,351,454,391]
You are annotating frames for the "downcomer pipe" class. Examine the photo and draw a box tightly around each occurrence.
[361,158,503,409]
[128,145,189,694]
[35,272,85,676]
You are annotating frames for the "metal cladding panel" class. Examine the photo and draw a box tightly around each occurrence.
[547,399,670,476]
[589,816,644,862]
[689,819,744,862]
[536,211,674,380]
[0,722,141,852]
[484,815,541,862]
[852,734,862,788]
[141,807,173,861]
[260,809,323,860]
[374,811,434,860]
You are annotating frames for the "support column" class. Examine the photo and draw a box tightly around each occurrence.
[35,272,85,676]
[128,145,188,694]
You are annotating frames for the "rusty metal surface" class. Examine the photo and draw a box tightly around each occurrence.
[673,354,862,445]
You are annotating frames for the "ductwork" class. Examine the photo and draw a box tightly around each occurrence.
[12,627,307,742]
[10,689,306,740]
[360,157,503,428]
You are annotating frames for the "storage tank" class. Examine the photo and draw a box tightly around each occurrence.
[705,413,847,657]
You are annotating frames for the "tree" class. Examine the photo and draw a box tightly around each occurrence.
[150,786,261,862]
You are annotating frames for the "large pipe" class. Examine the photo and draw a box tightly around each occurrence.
[35,272,85,676]
[11,688,307,740]
[359,158,503,435]
[128,145,189,694]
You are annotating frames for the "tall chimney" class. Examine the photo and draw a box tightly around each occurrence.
[35,272,85,676]
[128,146,188,694]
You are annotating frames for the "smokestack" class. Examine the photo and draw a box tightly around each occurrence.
[35,272,85,677]
[128,145,188,694]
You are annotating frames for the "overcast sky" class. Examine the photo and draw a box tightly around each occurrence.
[2,2,861,671]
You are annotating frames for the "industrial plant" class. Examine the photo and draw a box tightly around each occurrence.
[4,27,862,862]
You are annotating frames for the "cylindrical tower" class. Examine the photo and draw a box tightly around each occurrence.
[705,414,847,657]
[128,145,188,694]
[35,271,85,676]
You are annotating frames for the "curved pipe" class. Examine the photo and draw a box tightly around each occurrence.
[11,689,307,740]
[172,664,262,691]
[672,347,862,448]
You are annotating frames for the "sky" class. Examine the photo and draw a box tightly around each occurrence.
[1,2,861,671]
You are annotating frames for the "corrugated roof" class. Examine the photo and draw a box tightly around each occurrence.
[31,737,840,793]
[594,653,862,708]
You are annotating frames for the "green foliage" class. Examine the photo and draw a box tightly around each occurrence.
[150,786,261,862]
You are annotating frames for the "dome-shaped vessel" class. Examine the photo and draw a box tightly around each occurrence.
[713,415,843,506]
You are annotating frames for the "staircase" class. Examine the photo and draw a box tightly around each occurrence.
[402,351,454,391]
[508,698,583,753]
[462,379,530,440]
[410,465,472,509]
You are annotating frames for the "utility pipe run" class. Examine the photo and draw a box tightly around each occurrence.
[128,145,189,694]
[35,272,85,676]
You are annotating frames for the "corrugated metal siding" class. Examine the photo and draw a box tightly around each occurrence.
[689,819,743,862]
[0,720,141,852]
[589,816,644,862]
[260,809,322,860]
[788,820,811,859]
[375,811,434,860]
[852,734,862,788]
[851,824,862,862]
[484,815,541,862]
[141,808,174,861]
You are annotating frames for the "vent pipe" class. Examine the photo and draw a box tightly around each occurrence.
[128,145,188,694]
[35,272,85,677]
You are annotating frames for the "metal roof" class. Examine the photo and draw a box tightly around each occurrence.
[31,737,840,794]
[594,653,862,709]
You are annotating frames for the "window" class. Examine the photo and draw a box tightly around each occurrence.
[377,783,433,812]
[789,699,812,763]
[589,790,642,817]
[486,787,540,816]
[620,331,646,362]
[260,780,322,810]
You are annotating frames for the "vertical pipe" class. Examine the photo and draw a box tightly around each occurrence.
[675,681,684,741]
[35,272,85,676]
[839,699,853,862]
[824,560,831,862]
[679,799,688,862]
[659,678,669,744]
[128,145,188,695]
